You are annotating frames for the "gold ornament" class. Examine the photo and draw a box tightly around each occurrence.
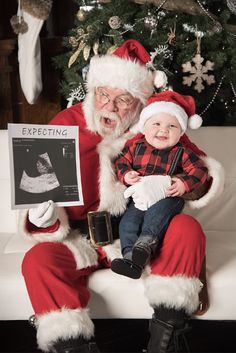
[68,40,86,68]
[83,45,91,61]
[107,45,118,54]
[76,9,87,22]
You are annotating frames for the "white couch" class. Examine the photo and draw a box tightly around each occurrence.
[0,127,236,321]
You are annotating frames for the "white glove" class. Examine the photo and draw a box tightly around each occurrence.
[28,200,58,228]
[124,175,171,211]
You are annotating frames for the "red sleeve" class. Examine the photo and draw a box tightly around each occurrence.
[115,143,137,184]
[178,149,208,192]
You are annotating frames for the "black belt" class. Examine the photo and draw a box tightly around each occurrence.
[69,211,121,246]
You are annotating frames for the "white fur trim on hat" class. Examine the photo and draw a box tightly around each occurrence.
[86,54,154,104]
[138,101,188,133]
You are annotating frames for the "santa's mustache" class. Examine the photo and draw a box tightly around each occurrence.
[96,111,120,122]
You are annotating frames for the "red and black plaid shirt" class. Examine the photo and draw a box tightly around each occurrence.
[115,136,208,193]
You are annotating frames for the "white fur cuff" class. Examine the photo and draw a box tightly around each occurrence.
[143,274,203,315]
[36,308,94,352]
[19,208,70,243]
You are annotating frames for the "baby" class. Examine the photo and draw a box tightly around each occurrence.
[111,90,208,279]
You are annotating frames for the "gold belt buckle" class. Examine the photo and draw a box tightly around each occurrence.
[87,211,113,247]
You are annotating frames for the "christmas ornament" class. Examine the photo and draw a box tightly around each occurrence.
[144,13,158,31]
[69,36,78,48]
[68,29,99,67]
[67,84,86,107]
[108,16,122,30]
[123,23,134,32]
[68,40,86,68]
[10,15,28,34]
[82,65,89,81]
[227,0,236,14]
[107,45,119,54]
[77,28,85,36]
[93,40,99,55]
[83,45,91,61]
[166,23,176,45]
[150,45,172,61]
[77,8,88,22]
[86,25,92,32]
[182,35,215,93]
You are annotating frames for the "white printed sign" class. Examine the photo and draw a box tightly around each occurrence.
[8,123,84,209]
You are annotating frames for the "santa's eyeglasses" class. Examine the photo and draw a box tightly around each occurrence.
[95,88,135,109]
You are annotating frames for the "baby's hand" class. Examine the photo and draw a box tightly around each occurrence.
[166,177,186,197]
[124,171,141,185]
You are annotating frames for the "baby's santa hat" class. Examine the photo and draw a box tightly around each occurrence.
[138,90,202,133]
[86,39,167,104]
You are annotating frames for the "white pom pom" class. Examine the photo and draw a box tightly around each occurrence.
[153,70,168,89]
[188,114,202,129]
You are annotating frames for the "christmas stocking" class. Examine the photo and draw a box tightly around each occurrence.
[18,8,44,104]
[16,0,52,104]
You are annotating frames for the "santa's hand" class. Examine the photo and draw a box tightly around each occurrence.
[124,175,171,210]
[28,200,58,228]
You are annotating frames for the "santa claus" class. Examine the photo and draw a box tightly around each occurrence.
[20,39,224,353]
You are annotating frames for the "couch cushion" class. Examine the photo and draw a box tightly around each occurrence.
[185,127,236,232]
[3,232,33,254]
[0,252,34,320]
[184,177,236,231]
[0,230,236,320]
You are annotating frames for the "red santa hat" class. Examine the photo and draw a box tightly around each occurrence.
[86,39,167,104]
[138,90,202,133]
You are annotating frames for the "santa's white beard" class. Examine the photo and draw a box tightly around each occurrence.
[83,92,142,138]
[93,110,136,138]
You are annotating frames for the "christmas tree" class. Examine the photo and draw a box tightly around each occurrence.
[53,0,236,126]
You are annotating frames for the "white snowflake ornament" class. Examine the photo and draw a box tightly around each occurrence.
[182,53,215,93]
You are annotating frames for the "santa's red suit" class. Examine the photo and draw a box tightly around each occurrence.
[19,40,224,353]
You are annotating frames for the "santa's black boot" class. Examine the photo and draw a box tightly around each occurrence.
[50,337,100,353]
[146,306,191,353]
